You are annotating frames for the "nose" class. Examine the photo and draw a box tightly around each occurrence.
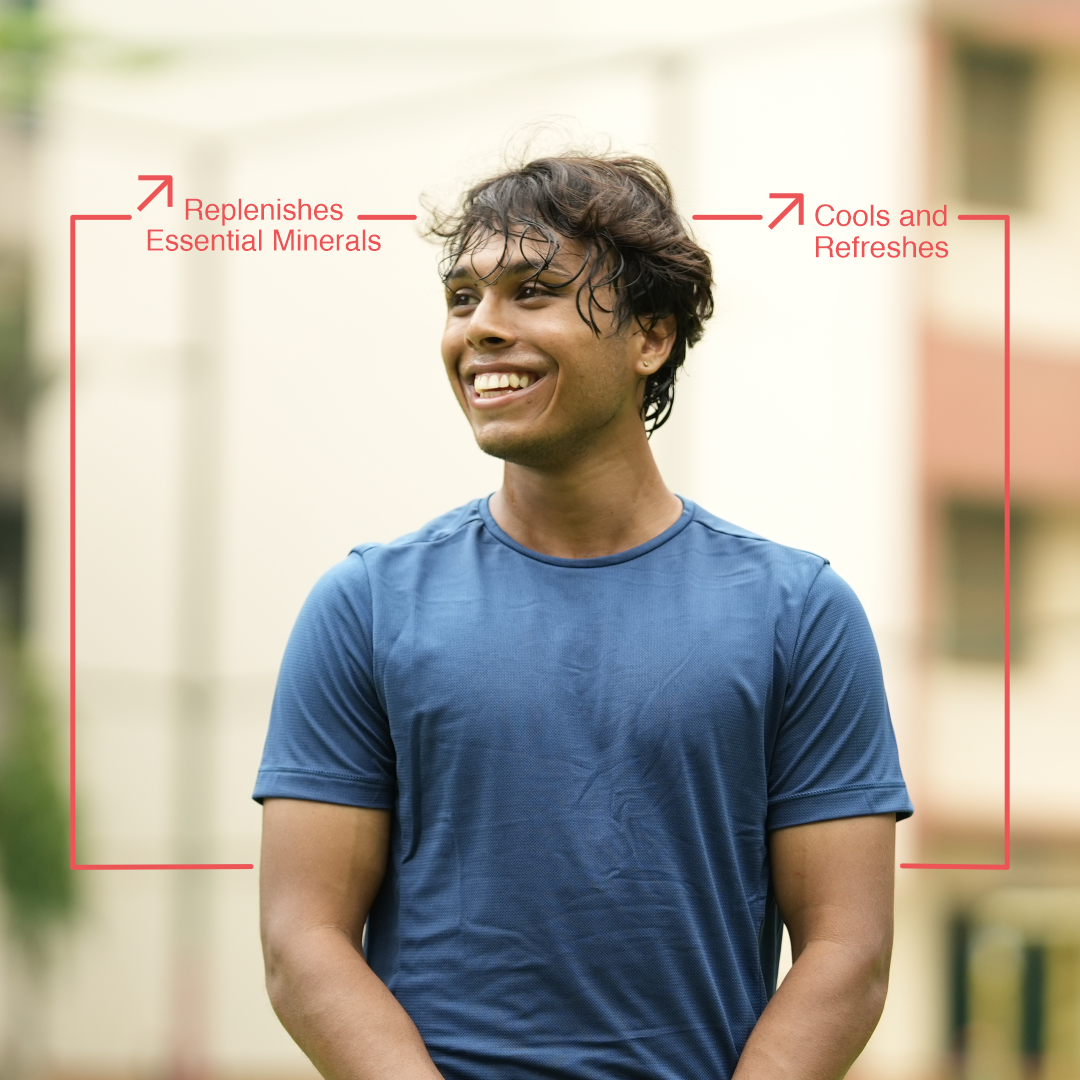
[464,292,516,352]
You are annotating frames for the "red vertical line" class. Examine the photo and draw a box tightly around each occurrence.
[900,212,1011,871]
[69,216,77,870]
[1003,215,1011,870]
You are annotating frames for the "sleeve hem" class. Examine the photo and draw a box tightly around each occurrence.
[252,767,394,809]
[767,784,913,830]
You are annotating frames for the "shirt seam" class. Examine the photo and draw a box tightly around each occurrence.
[258,765,392,789]
[769,781,909,806]
[688,518,769,543]
[351,545,393,721]
[688,518,829,565]
[775,560,830,731]
[350,502,483,556]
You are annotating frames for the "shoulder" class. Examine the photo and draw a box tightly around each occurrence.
[680,502,877,664]
[280,504,488,685]
[683,501,830,591]
[294,499,481,629]
[349,499,485,565]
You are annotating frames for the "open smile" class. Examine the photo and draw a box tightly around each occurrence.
[469,369,542,401]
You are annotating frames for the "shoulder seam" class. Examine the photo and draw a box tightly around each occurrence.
[350,504,483,555]
[690,517,770,542]
[348,547,392,721]
[689,517,828,563]
[775,560,831,734]
[788,561,830,667]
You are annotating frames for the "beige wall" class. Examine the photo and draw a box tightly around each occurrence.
[23,0,940,1075]
[920,24,1080,832]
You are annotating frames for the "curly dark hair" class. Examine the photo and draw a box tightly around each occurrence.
[427,154,714,435]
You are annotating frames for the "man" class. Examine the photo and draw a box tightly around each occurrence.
[255,154,912,1080]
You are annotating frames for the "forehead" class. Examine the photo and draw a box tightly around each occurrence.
[444,229,590,286]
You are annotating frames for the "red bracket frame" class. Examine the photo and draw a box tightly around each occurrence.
[901,213,1011,871]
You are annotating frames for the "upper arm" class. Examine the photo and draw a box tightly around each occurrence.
[769,814,896,964]
[260,797,391,956]
[768,565,912,832]
[254,555,397,811]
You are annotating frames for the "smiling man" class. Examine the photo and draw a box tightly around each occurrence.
[255,155,912,1080]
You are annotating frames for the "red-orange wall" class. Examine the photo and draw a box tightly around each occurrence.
[924,333,1080,503]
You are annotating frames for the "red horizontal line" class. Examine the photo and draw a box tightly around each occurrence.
[356,214,417,220]
[899,863,1008,870]
[956,213,1009,221]
[692,214,763,221]
[75,863,254,870]
[72,214,133,221]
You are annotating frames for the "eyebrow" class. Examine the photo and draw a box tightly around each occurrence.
[445,257,574,287]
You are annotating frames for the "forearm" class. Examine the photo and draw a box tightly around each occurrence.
[733,939,889,1080]
[265,926,443,1080]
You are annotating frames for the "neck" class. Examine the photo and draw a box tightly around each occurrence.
[489,422,683,560]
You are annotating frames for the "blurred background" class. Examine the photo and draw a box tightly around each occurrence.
[0,0,1077,1078]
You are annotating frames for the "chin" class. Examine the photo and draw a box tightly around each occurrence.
[474,422,590,469]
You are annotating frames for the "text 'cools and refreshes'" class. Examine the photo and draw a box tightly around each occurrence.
[814,203,950,258]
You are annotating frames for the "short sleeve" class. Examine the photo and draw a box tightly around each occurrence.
[252,551,396,809]
[767,563,913,830]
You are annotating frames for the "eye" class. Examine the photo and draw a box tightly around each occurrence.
[448,290,477,309]
[518,281,554,300]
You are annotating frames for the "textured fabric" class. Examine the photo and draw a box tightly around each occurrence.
[254,497,912,1080]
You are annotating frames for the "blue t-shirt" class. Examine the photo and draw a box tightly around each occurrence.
[254,497,912,1080]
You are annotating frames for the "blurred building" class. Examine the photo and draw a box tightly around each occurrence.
[0,1,1076,1079]
[917,2,1080,1078]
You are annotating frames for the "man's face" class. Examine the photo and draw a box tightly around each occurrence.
[441,232,655,468]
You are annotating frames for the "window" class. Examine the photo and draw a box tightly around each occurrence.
[942,501,1027,661]
[952,890,1080,1080]
[958,46,1035,206]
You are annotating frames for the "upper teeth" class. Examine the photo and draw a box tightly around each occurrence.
[474,372,530,391]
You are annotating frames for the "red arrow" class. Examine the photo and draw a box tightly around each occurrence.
[767,193,804,229]
[137,175,173,211]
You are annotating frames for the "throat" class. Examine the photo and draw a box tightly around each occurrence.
[489,476,684,561]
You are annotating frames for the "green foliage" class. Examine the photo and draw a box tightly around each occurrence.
[0,251,31,429]
[0,0,75,967]
[0,5,60,118]
[0,641,76,953]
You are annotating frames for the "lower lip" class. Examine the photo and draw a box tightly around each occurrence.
[469,377,542,409]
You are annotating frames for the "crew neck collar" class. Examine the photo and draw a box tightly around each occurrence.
[478,495,695,568]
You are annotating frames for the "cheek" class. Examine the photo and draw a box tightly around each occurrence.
[575,335,632,388]
[441,325,463,372]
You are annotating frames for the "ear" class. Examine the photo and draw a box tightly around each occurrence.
[633,314,678,378]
